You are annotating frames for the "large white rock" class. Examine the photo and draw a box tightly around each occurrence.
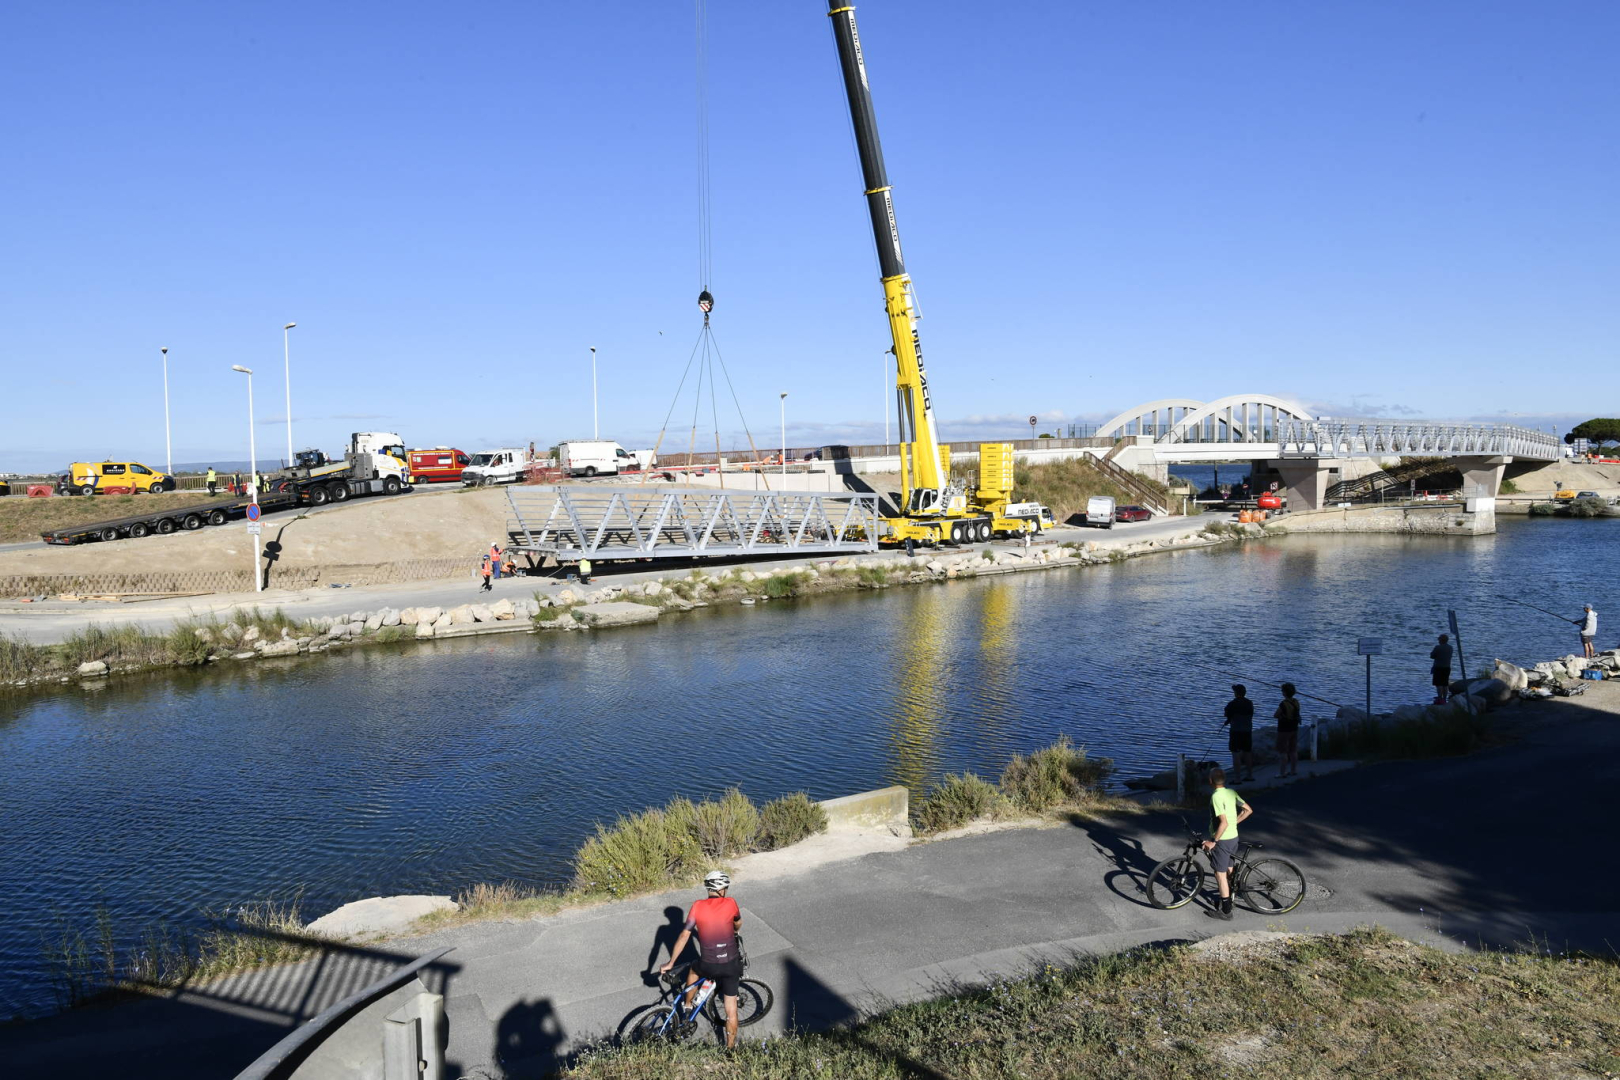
[400,608,420,626]
[642,581,663,597]
[240,626,261,644]
[450,604,476,626]
[349,610,368,624]
[555,589,577,605]
[364,612,383,631]
[470,603,495,623]
[76,660,109,677]
[417,606,443,625]
[306,895,457,940]
[381,608,402,627]
[573,601,660,628]
[491,598,516,620]
[415,621,436,639]
[258,639,300,657]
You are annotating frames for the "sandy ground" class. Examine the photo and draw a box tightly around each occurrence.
[1506,458,1620,494]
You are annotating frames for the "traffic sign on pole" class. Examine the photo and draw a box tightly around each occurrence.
[245,503,262,522]
[246,522,262,535]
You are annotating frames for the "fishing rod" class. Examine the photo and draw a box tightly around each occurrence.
[1498,594,1580,625]
[1178,658,1349,710]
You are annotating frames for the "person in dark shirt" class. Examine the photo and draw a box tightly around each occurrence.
[1273,683,1302,779]
[1222,684,1255,783]
[1430,634,1453,704]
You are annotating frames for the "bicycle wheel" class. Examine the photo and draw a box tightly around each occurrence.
[1236,857,1306,914]
[706,978,774,1027]
[629,1005,694,1044]
[1146,856,1205,910]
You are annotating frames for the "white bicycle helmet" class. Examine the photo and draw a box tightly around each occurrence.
[703,871,731,890]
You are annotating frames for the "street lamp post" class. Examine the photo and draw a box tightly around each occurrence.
[780,392,788,479]
[282,323,297,466]
[160,347,172,474]
[589,347,598,439]
[231,365,262,593]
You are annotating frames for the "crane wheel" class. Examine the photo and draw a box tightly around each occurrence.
[948,523,962,544]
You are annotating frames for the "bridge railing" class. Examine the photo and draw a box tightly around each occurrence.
[1273,418,1560,460]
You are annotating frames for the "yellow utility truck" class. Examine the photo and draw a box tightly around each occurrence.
[826,1,1040,547]
[62,460,176,495]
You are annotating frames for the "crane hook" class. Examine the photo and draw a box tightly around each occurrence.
[698,290,714,325]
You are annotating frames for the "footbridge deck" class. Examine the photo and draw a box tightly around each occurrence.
[505,486,880,562]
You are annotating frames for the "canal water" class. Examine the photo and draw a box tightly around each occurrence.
[2,517,1615,1017]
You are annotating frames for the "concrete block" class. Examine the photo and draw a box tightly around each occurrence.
[819,785,908,830]
[257,639,300,657]
[573,602,660,629]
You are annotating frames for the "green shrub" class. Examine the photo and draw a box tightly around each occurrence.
[164,622,215,666]
[691,788,760,858]
[759,571,810,600]
[998,736,1113,813]
[1570,496,1607,518]
[856,565,890,586]
[1499,478,1519,494]
[1528,502,1558,517]
[757,792,828,850]
[911,773,1003,834]
[573,805,703,896]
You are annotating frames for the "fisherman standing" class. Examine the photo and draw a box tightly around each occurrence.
[1578,604,1597,659]
[1429,633,1453,704]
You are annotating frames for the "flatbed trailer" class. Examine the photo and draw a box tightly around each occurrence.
[40,491,299,545]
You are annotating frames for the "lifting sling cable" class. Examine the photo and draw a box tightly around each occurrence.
[644,0,772,489]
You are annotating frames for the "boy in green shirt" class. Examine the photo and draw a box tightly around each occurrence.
[1203,767,1252,921]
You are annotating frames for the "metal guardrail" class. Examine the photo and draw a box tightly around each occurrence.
[506,486,880,560]
[1272,418,1560,460]
[233,946,455,1080]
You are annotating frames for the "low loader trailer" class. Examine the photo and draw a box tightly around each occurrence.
[40,491,298,545]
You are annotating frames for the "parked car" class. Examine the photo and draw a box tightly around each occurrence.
[59,460,176,495]
[1085,495,1116,528]
[1576,490,1599,500]
[1114,504,1151,523]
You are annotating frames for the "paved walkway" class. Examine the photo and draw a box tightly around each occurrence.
[6,686,1616,1079]
[0,515,1218,645]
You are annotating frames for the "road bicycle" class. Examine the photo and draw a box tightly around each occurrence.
[1146,817,1306,914]
[630,954,774,1044]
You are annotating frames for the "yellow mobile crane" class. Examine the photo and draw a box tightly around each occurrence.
[826,1,1040,547]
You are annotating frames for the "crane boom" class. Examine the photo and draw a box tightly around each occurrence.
[826,1,947,514]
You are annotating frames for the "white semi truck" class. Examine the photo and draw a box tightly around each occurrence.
[268,432,413,506]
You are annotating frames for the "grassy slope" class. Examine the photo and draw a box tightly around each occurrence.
[568,928,1618,1079]
[0,492,218,544]
[1011,457,1172,523]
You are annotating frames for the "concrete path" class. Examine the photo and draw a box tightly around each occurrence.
[0,514,1220,645]
[6,685,1615,1079]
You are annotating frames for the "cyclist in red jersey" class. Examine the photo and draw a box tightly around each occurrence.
[659,870,744,1047]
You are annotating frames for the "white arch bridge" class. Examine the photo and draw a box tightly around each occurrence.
[1093,394,1558,510]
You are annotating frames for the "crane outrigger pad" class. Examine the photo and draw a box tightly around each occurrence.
[504,486,879,562]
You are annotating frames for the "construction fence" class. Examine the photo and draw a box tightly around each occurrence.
[0,557,478,599]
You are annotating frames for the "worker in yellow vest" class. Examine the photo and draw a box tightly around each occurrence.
[206,467,218,495]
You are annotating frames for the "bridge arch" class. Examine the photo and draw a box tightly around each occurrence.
[1095,398,1206,440]
[1165,393,1315,444]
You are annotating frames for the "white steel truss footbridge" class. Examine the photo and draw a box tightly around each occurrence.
[1094,394,1559,462]
[505,486,880,562]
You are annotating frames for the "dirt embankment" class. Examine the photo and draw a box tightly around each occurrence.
[0,492,218,545]
[1505,459,1620,494]
[0,485,510,581]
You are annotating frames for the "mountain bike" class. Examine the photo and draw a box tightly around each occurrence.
[630,955,774,1044]
[1146,817,1306,914]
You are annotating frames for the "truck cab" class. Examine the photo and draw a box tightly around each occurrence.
[350,433,410,482]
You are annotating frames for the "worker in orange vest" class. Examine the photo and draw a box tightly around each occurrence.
[479,555,493,592]
[489,542,503,580]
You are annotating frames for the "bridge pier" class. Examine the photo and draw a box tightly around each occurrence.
[1455,455,1509,499]
[1274,461,1332,512]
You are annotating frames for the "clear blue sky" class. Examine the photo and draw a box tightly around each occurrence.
[3,1,1616,472]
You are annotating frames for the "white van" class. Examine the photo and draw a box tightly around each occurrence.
[558,441,655,477]
[1085,495,1116,528]
[461,448,529,486]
